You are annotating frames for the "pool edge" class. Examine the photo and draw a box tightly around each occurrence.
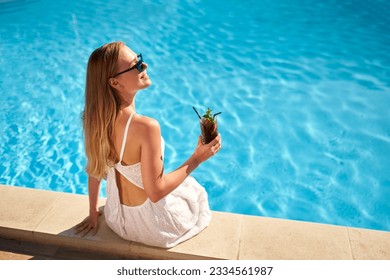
[0,184,389,260]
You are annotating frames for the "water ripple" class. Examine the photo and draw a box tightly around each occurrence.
[0,0,389,231]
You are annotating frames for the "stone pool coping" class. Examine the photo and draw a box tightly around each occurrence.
[0,184,389,260]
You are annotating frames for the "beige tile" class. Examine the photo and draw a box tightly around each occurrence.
[0,185,13,196]
[0,186,63,233]
[34,192,105,235]
[167,211,242,259]
[127,211,242,260]
[0,250,34,260]
[34,194,131,257]
[348,227,390,260]
[239,216,352,259]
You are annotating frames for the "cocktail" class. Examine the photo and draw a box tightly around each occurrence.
[193,107,221,144]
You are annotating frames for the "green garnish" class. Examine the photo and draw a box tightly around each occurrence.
[203,108,215,123]
[193,106,222,123]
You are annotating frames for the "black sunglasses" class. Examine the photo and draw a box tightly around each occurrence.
[112,53,144,77]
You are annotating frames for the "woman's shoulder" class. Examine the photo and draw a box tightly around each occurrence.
[133,114,159,128]
[119,110,159,128]
[132,114,161,136]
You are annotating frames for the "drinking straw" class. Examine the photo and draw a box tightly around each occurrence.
[213,112,222,119]
[192,107,202,119]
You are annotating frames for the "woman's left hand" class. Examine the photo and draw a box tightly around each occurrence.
[74,209,102,237]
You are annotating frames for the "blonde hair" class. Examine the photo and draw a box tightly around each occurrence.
[82,42,124,179]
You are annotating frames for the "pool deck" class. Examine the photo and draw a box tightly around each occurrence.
[0,184,389,260]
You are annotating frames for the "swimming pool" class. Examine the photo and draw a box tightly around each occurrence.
[1,0,389,231]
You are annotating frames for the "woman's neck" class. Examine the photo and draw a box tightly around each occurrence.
[121,94,136,114]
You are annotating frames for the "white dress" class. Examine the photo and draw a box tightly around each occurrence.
[104,113,212,248]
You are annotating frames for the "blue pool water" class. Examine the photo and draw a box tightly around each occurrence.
[1,0,389,231]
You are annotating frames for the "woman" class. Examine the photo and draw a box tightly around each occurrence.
[75,42,222,248]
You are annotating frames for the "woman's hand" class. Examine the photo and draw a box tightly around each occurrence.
[74,208,102,237]
[192,133,222,164]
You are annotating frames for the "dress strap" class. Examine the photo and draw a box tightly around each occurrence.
[119,113,135,162]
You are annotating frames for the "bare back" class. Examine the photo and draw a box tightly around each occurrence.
[113,112,148,206]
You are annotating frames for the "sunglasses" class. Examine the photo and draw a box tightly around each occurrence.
[112,53,144,77]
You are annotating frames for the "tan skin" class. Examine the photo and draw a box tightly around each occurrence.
[75,46,222,236]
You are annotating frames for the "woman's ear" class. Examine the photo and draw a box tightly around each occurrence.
[109,78,119,89]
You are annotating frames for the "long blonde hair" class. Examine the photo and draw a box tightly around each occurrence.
[82,42,124,179]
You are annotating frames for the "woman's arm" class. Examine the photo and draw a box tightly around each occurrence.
[74,176,102,235]
[140,118,221,203]
[88,176,101,214]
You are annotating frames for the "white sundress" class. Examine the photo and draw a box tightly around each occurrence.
[104,113,212,248]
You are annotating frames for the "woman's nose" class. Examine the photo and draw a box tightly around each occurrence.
[142,62,148,71]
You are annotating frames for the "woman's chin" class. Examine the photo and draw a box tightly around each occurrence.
[141,78,152,88]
